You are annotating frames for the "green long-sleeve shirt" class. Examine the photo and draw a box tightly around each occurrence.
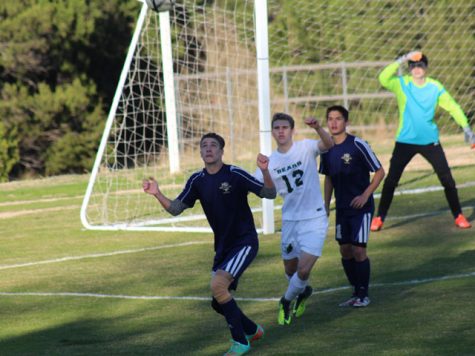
[379,62,469,145]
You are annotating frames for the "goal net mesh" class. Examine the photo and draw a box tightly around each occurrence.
[81,0,474,231]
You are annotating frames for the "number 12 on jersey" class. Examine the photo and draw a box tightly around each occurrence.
[281,169,303,193]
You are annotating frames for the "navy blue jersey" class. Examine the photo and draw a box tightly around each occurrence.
[319,134,381,213]
[177,164,264,262]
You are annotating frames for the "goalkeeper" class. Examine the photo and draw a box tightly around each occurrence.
[371,51,474,231]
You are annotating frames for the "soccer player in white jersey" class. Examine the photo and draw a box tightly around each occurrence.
[320,106,385,307]
[255,112,334,325]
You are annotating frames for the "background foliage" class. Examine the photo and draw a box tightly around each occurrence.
[0,0,140,180]
[1,0,473,181]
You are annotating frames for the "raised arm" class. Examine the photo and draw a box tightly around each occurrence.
[143,177,188,216]
[378,61,400,89]
[379,51,422,90]
[256,153,277,199]
[304,117,334,152]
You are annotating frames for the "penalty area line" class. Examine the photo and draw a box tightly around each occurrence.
[0,241,212,271]
[1,270,474,302]
[1,204,473,271]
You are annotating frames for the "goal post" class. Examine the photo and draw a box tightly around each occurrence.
[159,9,180,174]
[80,3,150,231]
[81,0,275,232]
[254,0,274,234]
[82,0,474,233]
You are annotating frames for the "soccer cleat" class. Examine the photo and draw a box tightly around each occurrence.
[455,214,472,229]
[278,297,292,325]
[338,296,358,307]
[370,216,384,231]
[223,340,251,356]
[246,324,264,344]
[293,285,313,317]
[352,297,371,308]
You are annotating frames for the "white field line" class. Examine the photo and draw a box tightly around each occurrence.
[379,204,474,222]
[0,270,474,302]
[0,241,211,270]
[1,204,474,272]
[374,180,475,199]
[2,179,473,208]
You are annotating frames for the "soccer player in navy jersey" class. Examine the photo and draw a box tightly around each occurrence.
[319,106,385,307]
[143,132,276,356]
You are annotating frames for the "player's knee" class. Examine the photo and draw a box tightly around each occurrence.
[340,244,353,259]
[285,266,297,278]
[211,297,224,315]
[383,174,399,189]
[297,268,311,281]
[353,246,367,261]
[439,171,456,189]
[284,258,298,277]
[210,275,232,304]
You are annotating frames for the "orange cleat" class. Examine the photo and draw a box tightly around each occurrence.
[455,214,472,229]
[370,216,384,232]
[246,324,264,344]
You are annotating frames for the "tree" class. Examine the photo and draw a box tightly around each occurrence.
[0,121,19,181]
[0,0,139,179]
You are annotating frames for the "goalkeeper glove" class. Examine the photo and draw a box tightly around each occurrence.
[397,51,423,64]
[463,126,475,148]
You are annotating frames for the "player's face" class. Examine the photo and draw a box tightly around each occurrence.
[410,65,426,80]
[326,110,347,135]
[272,120,293,146]
[200,138,223,164]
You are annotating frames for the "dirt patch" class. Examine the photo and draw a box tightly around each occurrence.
[0,205,78,219]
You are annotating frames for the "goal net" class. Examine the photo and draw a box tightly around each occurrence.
[81,0,474,232]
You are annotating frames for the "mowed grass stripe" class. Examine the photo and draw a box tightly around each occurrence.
[1,180,474,219]
[1,204,472,271]
[1,269,474,302]
[0,168,474,355]
[0,241,212,270]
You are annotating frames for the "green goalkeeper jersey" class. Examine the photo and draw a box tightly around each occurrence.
[379,62,469,145]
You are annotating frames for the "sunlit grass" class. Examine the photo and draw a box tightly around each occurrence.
[0,164,474,355]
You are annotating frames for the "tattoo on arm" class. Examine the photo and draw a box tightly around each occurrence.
[166,199,189,216]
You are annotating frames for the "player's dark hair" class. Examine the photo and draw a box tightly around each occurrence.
[326,105,349,121]
[408,54,429,68]
[272,112,295,129]
[200,132,225,149]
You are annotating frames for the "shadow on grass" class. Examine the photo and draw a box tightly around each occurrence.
[378,196,475,232]
[0,300,233,355]
[396,165,470,189]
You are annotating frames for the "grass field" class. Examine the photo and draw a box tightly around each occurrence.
[1,164,475,355]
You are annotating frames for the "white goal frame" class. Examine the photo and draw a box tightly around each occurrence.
[80,0,275,233]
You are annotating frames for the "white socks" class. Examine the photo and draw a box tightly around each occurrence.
[284,273,307,301]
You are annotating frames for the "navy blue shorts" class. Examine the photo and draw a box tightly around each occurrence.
[212,243,258,290]
[335,210,373,247]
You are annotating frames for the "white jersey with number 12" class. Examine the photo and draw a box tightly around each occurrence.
[255,139,326,221]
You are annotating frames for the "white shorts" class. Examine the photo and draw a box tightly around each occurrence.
[281,216,329,260]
